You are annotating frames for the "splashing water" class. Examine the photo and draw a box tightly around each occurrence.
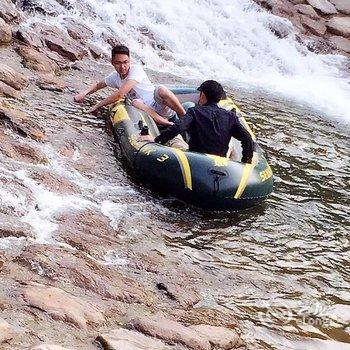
[24,0,350,121]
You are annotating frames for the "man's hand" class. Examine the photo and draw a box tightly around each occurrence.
[87,105,100,115]
[74,93,86,103]
[138,134,155,142]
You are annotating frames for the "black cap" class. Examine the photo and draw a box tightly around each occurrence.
[197,80,224,103]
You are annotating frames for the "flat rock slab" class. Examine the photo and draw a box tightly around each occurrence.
[327,17,350,38]
[0,81,19,98]
[329,0,350,14]
[22,283,104,329]
[306,0,338,14]
[189,324,242,349]
[97,328,171,350]
[32,345,72,350]
[0,317,13,343]
[130,316,211,350]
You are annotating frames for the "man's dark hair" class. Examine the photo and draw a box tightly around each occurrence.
[197,80,225,103]
[111,45,130,59]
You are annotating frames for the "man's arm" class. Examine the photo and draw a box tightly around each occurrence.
[74,80,107,103]
[231,116,254,163]
[155,109,194,144]
[88,79,137,114]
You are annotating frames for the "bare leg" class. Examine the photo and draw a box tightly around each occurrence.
[132,99,173,126]
[157,86,186,117]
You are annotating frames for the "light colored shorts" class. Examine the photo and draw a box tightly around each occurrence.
[151,85,175,119]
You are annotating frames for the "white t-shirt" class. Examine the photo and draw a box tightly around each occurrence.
[104,65,155,106]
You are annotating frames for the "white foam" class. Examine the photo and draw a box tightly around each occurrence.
[35,0,349,121]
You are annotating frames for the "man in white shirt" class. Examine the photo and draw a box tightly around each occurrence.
[74,45,186,128]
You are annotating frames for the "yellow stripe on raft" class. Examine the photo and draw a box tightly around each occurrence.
[172,148,193,190]
[240,117,256,140]
[112,105,130,125]
[234,162,254,199]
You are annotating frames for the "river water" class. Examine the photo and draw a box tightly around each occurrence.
[1,0,350,349]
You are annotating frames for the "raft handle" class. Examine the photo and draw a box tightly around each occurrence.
[209,168,228,195]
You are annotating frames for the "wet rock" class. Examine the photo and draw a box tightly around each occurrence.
[0,134,48,163]
[0,17,12,44]
[45,51,70,70]
[17,0,61,16]
[0,63,28,91]
[18,245,155,306]
[305,36,337,53]
[0,81,19,98]
[31,171,79,194]
[22,282,105,329]
[130,315,211,350]
[17,46,59,74]
[189,325,242,349]
[329,35,350,52]
[97,328,171,350]
[88,44,104,59]
[16,26,44,48]
[326,17,350,38]
[36,73,67,92]
[0,100,45,141]
[306,0,338,14]
[45,34,87,62]
[0,0,20,23]
[300,15,327,36]
[64,18,93,42]
[294,4,320,19]
[0,317,13,343]
[32,344,73,350]
[329,0,350,14]
[0,213,32,238]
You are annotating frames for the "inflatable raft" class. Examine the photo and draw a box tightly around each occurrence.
[110,87,273,210]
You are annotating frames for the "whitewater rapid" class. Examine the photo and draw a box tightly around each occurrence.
[25,0,350,122]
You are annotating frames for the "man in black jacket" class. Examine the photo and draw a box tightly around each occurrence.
[139,80,254,163]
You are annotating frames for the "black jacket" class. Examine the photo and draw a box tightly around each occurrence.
[155,102,254,163]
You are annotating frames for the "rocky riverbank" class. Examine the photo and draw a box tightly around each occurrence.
[253,0,350,55]
[0,1,248,349]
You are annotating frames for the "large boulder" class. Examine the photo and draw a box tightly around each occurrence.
[329,0,350,14]
[300,15,327,36]
[0,63,28,90]
[294,4,320,19]
[22,283,105,329]
[329,35,350,52]
[327,16,350,38]
[306,0,338,14]
[0,81,19,98]
[63,18,93,41]
[0,17,12,44]
[44,34,87,61]
[16,26,44,48]
[17,46,59,74]
[0,0,20,23]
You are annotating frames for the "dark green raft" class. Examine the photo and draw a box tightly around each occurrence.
[110,87,273,210]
